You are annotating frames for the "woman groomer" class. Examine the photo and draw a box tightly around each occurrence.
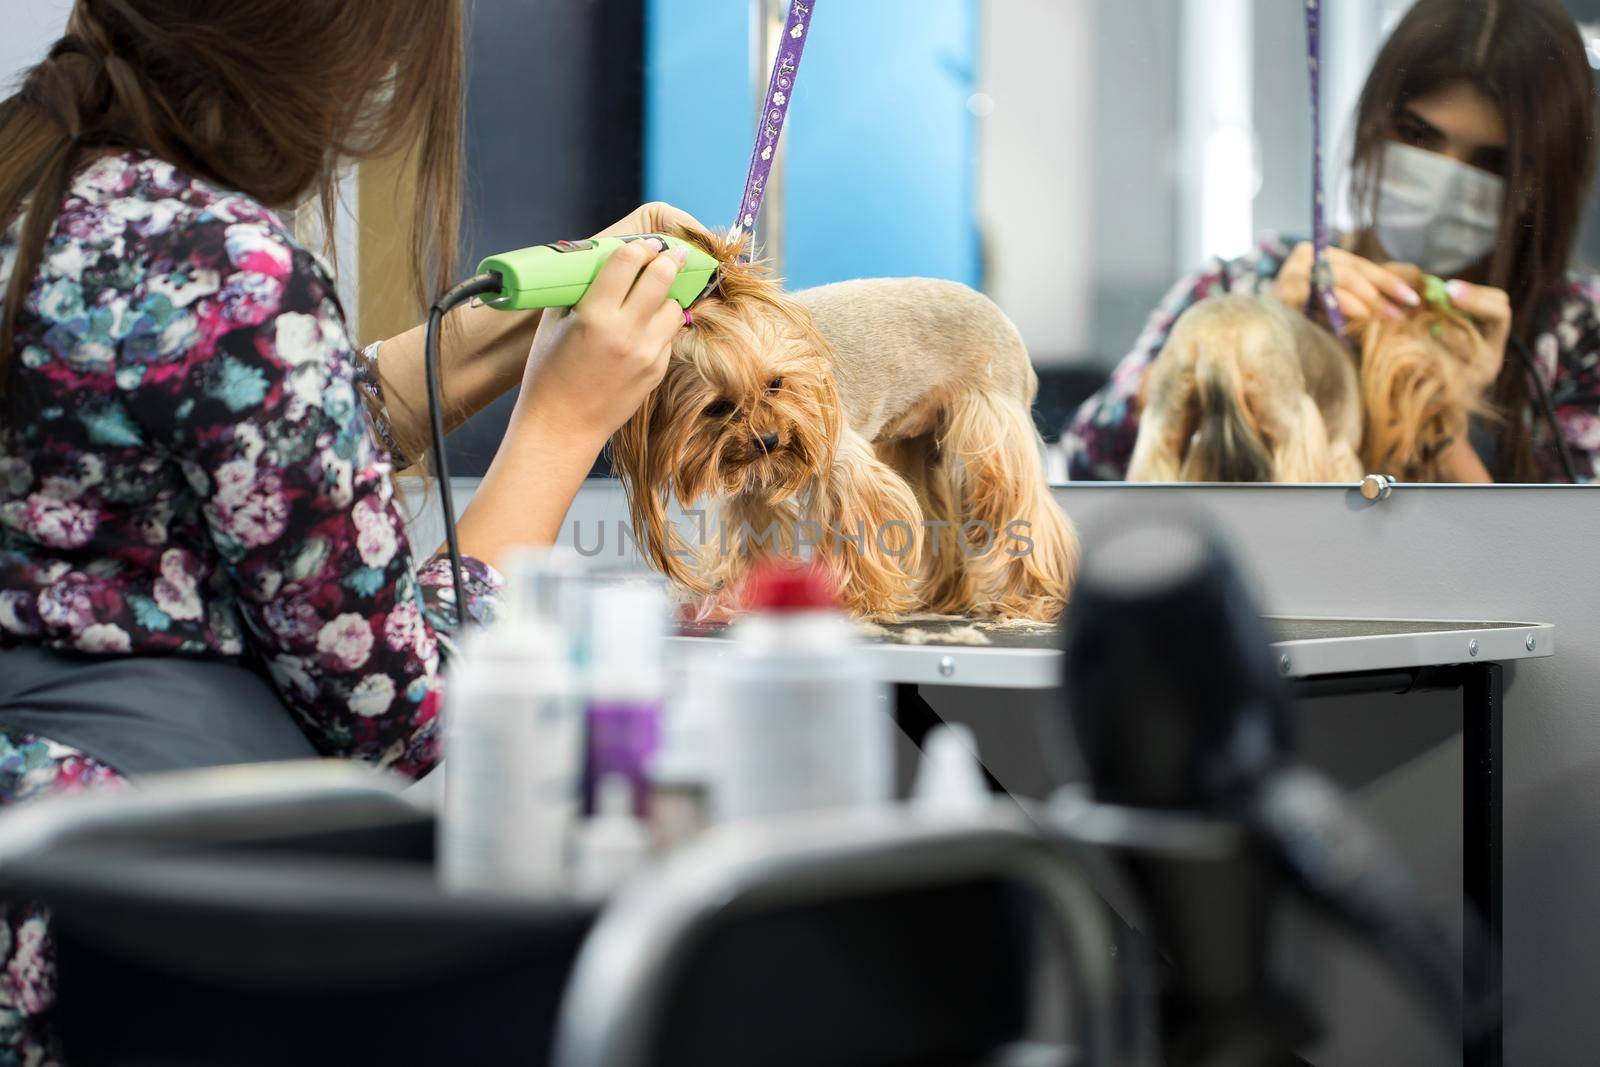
[1066,0,1600,484]
[0,0,693,1051]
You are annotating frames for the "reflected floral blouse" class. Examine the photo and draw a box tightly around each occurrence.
[1062,233,1600,483]
[0,150,500,778]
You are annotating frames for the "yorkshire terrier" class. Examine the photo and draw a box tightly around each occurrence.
[610,225,1078,620]
[1127,270,1496,484]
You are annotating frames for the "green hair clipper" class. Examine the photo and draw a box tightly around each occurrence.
[476,234,718,311]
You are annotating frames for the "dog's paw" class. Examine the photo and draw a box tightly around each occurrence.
[678,587,748,628]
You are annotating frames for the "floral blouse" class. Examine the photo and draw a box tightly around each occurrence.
[1062,233,1600,483]
[0,151,501,779]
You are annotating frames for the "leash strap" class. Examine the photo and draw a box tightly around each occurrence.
[732,1,814,240]
[1304,0,1346,336]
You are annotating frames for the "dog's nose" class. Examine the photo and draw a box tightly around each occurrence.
[755,431,780,451]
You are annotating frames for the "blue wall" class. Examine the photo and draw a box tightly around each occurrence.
[646,0,980,291]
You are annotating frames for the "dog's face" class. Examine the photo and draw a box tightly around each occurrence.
[610,225,844,583]
[646,293,839,505]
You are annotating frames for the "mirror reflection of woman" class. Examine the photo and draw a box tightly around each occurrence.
[1066,0,1598,484]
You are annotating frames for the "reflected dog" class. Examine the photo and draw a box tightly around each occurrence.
[610,225,1078,620]
[1127,294,1363,483]
[1128,278,1496,484]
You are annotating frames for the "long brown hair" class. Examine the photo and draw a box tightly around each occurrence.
[1348,0,1597,481]
[0,0,465,392]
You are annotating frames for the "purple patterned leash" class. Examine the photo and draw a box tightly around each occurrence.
[731,1,814,242]
[1304,0,1346,336]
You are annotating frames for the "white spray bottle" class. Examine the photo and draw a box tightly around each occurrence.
[707,562,891,823]
[438,551,586,895]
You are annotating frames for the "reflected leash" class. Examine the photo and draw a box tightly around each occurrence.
[1304,0,1346,337]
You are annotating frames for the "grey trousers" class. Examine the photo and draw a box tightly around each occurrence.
[0,646,318,777]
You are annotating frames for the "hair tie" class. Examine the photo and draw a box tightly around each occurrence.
[683,307,694,328]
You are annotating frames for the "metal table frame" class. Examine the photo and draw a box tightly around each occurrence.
[671,616,1552,1067]
[1272,617,1553,1067]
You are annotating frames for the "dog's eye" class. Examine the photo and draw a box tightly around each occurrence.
[767,376,783,394]
[704,399,735,419]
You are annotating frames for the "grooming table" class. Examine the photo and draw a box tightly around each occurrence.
[671,615,1553,1067]
[672,615,1552,686]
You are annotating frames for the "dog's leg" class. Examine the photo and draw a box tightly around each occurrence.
[807,427,924,619]
[1126,407,1191,482]
[1270,394,1352,482]
[875,434,968,612]
[894,435,979,616]
[939,390,1079,620]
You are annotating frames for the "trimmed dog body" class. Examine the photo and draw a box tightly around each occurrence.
[1128,286,1495,485]
[611,228,1077,620]
[1128,294,1364,484]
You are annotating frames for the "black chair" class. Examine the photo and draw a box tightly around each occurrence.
[0,762,597,1066]
[552,803,1148,1067]
[0,768,1143,1065]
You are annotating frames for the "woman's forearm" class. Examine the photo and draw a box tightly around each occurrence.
[373,301,543,445]
[452,399,608,573]
[1440,436,1494,483]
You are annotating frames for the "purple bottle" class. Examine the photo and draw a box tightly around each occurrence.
[583,582,666,816]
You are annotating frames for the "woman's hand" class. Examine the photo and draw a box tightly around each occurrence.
[368,203,704,457]
[1436,434,1493,484]
[1443,278,1511,385]
[1272,242,1423,331]
[456,237,690,566]
[512,236,688,449]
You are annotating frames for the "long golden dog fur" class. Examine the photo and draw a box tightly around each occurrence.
[609,224,1078,620]
[1128,272,1497,485]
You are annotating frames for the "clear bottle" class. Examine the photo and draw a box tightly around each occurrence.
[707,563,891,824]
[647,643,717,854]
[438,554,586,895]
[573,773,651,897]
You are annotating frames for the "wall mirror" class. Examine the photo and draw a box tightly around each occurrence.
[409,0,1600,487]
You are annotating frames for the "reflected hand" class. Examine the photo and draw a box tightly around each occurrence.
[1442,278,1511,386]
[1272,242,1423,332]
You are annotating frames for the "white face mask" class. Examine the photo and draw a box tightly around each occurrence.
[1375,140,1505,276]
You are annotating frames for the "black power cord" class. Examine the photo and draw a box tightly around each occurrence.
[1508,332,1583,484]
[424,272,504,629]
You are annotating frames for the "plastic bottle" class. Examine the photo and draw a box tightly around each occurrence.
[573,773,651,897]
[584,580,668,815]
[707,562,891,823]
[911,724,992,814]
[438,554,585,895]
[647,644,717,854]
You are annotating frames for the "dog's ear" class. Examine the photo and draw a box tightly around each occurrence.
[797,314,846,469]
[610,393,710,592]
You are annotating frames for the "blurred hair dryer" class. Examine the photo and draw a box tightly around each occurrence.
[1057,511,1498,1065]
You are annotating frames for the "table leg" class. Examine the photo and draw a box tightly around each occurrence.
[891,684,1004,794]
[1463,662,1502,1067]
[893,683,942,751]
